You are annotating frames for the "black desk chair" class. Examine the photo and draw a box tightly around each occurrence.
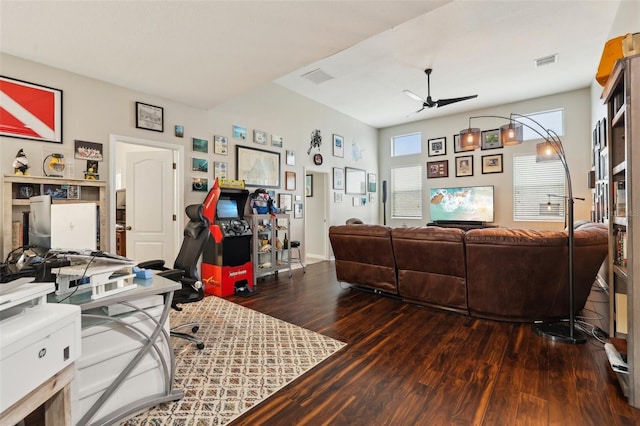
[138,204,209,350]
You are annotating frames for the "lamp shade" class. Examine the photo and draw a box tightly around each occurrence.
[459,128,481,151]
[500,122,523,146]
[536,141,556,162]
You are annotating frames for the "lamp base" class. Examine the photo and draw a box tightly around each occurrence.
[532,322,587,344]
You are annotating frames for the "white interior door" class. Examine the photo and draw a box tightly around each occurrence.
[125,150,175,264]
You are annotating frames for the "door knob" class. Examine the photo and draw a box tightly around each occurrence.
[125,226,132,231]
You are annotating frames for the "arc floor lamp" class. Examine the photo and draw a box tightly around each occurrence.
[459,113,586,344]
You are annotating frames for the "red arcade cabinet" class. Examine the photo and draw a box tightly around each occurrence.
[201,180,253,297]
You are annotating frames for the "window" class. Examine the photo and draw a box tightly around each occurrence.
[513,154,565,222]
[519,109,564,141]
[392,132,421,157]
[391,165,422,219]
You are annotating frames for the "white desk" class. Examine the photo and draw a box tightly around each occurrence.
[49,274,183,426]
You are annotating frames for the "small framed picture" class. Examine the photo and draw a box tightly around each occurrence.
[214,161,228,180]
[294,203,303,219]
[278,193,292,211]
[305,174,313,197]
[285,171,296,191]
[214,135,228,155]
[481,129,502,150]
[66,185,80,200]
[74,140,103,161]
[272,134,283,147]
[367,173,377,192]
[135,102,164,132]
[334,192,343,203]
[428,137,446,156]
[175,125,184,138]
[453,133,464,153]
[192,157,208,173]
[333,167,344,190]
[192,177,209,192]
[254,129,267,145]
[232,125,247,140]
[455,155,473,177]
[427,160,448,178]
[333,134,344,157]
[286,150,295,166]
[192,137,209,153]
[482,154,503,174]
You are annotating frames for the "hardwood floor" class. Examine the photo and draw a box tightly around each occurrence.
[228,261,639,425]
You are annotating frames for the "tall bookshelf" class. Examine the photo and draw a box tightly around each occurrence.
[2,175,107,258]
[602,54,639,407]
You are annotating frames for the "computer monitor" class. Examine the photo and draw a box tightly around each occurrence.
[50,203,97,251]
[28,195,52,254]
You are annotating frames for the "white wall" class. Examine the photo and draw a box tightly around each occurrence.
[378,88,592,231]
[0,54,379,256]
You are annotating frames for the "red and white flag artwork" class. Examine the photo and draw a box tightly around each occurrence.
[0,76,62,143]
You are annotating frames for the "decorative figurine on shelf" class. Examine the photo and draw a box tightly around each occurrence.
[84,160,99,180]
[250,188,278,216]
[12,149,30,175]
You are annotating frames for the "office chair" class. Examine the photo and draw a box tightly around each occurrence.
[137,204,210,350]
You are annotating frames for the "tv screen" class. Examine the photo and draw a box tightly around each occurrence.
[217,199,239,219]
[429,185,494,223]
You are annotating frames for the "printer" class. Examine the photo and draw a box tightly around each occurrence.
[0,280,82,413]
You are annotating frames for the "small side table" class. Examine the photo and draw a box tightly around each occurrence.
[0,363,74,425]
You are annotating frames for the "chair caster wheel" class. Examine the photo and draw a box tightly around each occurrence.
[196,342,205,350]
[192,326,199,333]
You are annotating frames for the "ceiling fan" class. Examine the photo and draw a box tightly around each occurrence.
[404,68,477,116]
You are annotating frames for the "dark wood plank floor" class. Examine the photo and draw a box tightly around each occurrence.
[228,261,639,425]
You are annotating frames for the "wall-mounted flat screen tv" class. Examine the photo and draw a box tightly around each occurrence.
[429,185,494,223]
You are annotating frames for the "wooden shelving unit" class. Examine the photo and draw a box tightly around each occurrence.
[2,175,107,257]
[602,54,640,407]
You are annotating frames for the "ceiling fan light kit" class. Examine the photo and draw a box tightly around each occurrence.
[404,68,478,116]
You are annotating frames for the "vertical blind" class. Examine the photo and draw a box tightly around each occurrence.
[391,165,422,218]
[513,154,565,221]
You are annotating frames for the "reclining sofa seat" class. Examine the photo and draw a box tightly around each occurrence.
[391,226,467,314]
[328,224,398,294]
[464,223,608,322]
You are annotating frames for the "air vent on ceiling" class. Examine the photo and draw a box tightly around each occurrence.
[301,68,334,84]
[535,54,558,67]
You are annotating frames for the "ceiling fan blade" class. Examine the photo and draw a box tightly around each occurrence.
[406,107,425,118]
[436,95,478,107]
[403,90,426,103]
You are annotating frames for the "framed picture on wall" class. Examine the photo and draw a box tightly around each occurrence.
[333,167,344,190]
[0,76,63,143]
[294,203,303,218]
[333,134,344,157]
[427,160,448,178]
[428,137,446,156]
[136,102,164,132]
[482,153,503,174]
[285,171,296,191]
[455,155,473,177]
[481,129,502,150]
[278,193,292,211]
[214,135,228,155]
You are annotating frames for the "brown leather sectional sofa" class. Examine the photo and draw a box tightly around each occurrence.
[328,222,608,322]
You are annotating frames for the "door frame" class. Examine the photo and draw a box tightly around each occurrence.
[302,168,330,261]
[108,134,184,258]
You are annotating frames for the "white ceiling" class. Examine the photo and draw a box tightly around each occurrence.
[0,1,621,129]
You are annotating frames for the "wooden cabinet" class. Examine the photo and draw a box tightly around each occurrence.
[2,175,107,257]
[248,214,291,282]
[602,54,639,407]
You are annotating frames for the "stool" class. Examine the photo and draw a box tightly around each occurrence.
[289,240,306,273]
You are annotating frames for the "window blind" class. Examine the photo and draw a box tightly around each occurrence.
[391,165,422,219]
[513,154,565,222]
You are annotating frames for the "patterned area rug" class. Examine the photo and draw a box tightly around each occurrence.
[123,295,346,425]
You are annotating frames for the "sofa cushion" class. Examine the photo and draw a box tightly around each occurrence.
[329,225,398,294]
[392,227,467,313]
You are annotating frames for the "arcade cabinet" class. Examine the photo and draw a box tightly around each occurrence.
[201,181,253,297]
